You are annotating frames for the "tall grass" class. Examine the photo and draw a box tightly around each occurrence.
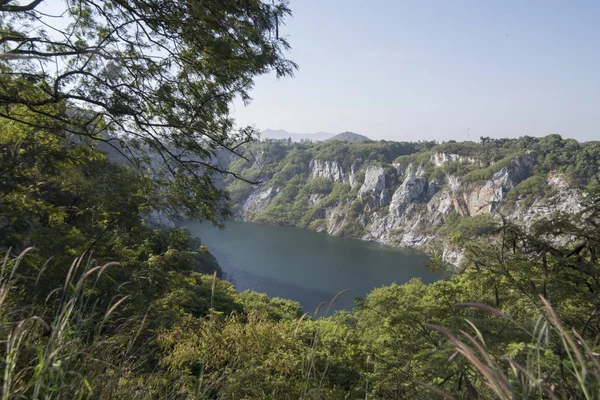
[0,249,138,399]
[300,288,353,399]
[425,297,600,399]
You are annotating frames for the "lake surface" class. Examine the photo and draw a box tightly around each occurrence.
[184,221,444,313]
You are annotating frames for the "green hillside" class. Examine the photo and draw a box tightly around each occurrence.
[326,131,372,142]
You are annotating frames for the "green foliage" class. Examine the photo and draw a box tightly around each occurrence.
[320,183,352,208]
[461,152,523,183]
[2,189,600,398]
[0,116,232,398]
[505,174,555,207]
[236,291,304,321]
[390,136,600,189]
[437,214,499,244]
[393,150,434,169]
[428,297,600,400]
[311,140,431,169]
[1,0,297,224]
[305,177,333,195]
[337,201,365,237]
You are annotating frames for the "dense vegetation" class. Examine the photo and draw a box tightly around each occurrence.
[2,129,599,398]
[2,1,600,399]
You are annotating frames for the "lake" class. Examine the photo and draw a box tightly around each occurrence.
[184,221,444,313]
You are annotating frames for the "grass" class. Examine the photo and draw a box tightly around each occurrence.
[424,297,600,399]
[0,249,139,399]
[298,288,353,400]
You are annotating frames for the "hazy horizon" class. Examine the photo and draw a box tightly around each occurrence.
[233,0,600,142]
[260,128,591,143]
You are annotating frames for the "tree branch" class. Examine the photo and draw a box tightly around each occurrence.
[0,0,43,12]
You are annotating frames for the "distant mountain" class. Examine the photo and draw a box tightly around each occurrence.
[326,131,371,142]
[261,129,334,142]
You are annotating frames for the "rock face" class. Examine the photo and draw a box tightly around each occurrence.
[358,165,386,200]
[309,159,344,182]
[348,163,359,189]
[379,190,391,207]
[390,165,427,219]
[235,150,582,268]
[242,186,279,215]
[430,152,483,167]
[458,154,536,215]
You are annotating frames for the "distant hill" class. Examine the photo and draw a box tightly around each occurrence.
[261,129,334,142]
[326,131,371,142]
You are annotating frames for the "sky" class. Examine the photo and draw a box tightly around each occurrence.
[232,0,600,142]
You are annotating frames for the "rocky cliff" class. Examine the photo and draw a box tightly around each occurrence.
[225,137,598,267]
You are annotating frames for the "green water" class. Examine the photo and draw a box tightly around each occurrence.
[184,221,444,312]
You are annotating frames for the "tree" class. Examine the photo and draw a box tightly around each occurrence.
[0,0,297,222]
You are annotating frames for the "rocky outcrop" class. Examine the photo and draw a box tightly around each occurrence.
[427,190,455,226]
[358,165,386,201]
[447,175,461,192]
[348,163,359,189]
[379,190,391,207]
[430,152,483,167]
[309,159,344,182]
[427,179,442,198]
[390,166,427,219]
[458,153,536,215]
[242,186,279,214]
[508,174,582,224]
[309,193,326,204]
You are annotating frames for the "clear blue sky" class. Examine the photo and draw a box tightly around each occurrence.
[232,0,600,142]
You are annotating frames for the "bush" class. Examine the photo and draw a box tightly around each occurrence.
[438,214,499,241]
[305,177,333,194]
[461,153,522,183]
[505,174,554,207]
